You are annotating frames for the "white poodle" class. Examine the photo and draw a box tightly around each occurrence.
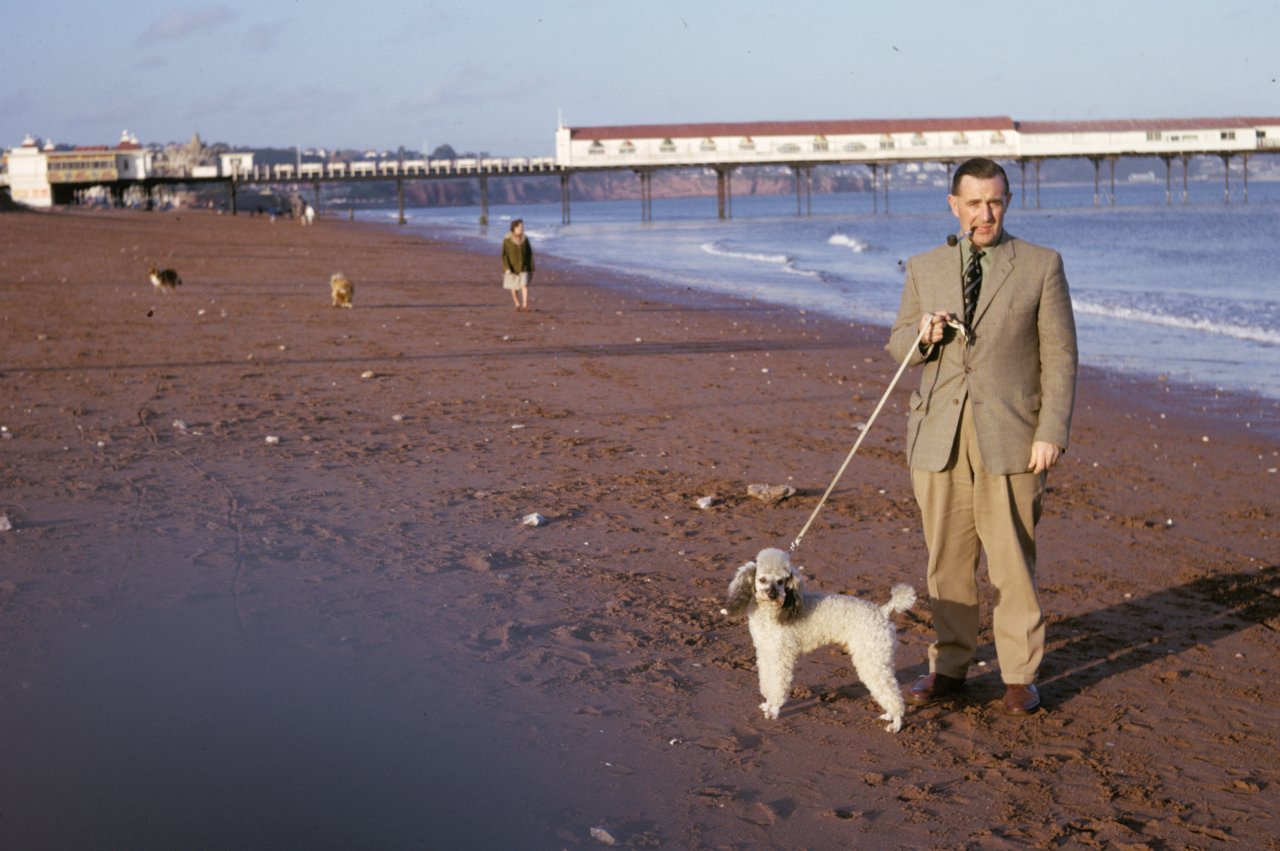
[726,547,917,732]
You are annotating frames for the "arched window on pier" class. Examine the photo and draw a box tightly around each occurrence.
[588,140,605,156]
[620,140,636,155]
[878,133,896,150]
[739,136,755,151]
[700,137,717,152]
[952,132,970,146]
[842,141,867,152]
[813,135,829,152]
[659,138,677,153]
[911,132,927,147]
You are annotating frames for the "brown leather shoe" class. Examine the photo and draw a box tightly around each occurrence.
[1002,683,1041,715]
[905,672,966,706]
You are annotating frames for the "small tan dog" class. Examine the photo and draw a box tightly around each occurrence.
[329,273,354,308]
[149,266,182,293]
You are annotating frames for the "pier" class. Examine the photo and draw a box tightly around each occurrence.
[7,115,1280,221]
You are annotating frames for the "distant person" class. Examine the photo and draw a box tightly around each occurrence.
[501,218,534,311]
[302,204,316,226]
[886,157,1078,716]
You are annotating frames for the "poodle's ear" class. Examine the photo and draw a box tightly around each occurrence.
[779,569,805,623]
[725,561,757,615]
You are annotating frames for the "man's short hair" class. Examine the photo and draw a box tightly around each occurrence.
[951,158,1011,197]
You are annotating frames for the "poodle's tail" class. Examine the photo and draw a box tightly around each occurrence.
[880,583,917,616]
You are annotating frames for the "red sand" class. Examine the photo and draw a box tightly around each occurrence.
[1,208,1277,848]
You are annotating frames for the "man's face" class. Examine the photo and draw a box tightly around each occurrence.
[948,175,1010,248]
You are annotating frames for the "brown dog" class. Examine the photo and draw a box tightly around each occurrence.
[330,273,354,308]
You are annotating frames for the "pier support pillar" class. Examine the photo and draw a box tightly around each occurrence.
[226,180,237,216]
[870,164,879,215]
[397,178,406,225]
[1090,157,1102,206]
[1108,157,1117,206]
[1243,153,1250,203]
[636,169,653,222]
[1181,155,1190,204]
[1034,159,1042,210]
[313,181,321,211]
[560,172,571,225]
[883,164,891,214]
[1160,155,1174,204]
[715,167,734,220]
[1018,159,1027,209]
[479,174,489,226]
[792,165,812,216]
[1220,154,1232,203]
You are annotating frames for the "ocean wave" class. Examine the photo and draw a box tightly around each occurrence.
[700,241,790,265]
[828,233,870,253]
[699,240,823,279]
[1072,297,1280,345]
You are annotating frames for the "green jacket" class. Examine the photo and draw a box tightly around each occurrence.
[501,235,534,274]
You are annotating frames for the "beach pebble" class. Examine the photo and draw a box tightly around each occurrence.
[361,370,376,379]
[391,414,404,422]
[0,514,12,532]
[172,419,188,431]
[264,435,281,445]
[589,826,617,846]
[695,495,718,510]
[747,483,795,504]
[522,513,546,527]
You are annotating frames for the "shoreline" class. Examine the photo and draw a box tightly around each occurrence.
[389,197,1280,416]
[1,207,1276,847]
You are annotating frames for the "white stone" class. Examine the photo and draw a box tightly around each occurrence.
[522,513,546,527]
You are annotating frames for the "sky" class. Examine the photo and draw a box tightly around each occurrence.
[3,0,1278,157]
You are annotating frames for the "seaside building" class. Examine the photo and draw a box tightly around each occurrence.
[4,131,152,207]
[1,132,253,208]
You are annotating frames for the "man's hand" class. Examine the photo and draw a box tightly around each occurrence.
[917,312,952,346]
[1028,441,1062,474]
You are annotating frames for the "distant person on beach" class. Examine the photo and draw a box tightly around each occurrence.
[501,218,534,311]
[303,204,316,226]
[887,157,1078,716]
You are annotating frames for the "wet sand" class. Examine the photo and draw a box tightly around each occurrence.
[1,207,1277,848]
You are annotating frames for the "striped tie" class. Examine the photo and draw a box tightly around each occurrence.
[963,249,984,330]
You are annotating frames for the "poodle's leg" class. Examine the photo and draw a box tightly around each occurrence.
[756,650,793,720]
[853,656,906,733]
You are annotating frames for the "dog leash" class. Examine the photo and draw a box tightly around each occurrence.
[789,318,967,552]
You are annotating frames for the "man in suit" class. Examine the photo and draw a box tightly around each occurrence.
[887,157,1077,715]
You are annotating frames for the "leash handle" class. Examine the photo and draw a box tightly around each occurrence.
[790,324,926,552]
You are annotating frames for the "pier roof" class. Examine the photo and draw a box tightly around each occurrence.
[1015,116,1280,133]
[568,116,1016,140]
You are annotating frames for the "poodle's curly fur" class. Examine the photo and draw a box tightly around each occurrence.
[726,548,917,732]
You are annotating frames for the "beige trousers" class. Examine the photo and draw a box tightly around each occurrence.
[911,398,1046,684]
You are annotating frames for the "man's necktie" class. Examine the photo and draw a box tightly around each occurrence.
[963,249,984,330]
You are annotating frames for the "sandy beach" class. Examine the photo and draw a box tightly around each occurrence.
[1,206,1277,848]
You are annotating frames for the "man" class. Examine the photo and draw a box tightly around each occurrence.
[887,157,1077,715]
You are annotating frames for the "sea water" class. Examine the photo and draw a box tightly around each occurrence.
[368,179,1280,402]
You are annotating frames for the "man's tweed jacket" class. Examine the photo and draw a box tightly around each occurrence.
[887,234,1078,476]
